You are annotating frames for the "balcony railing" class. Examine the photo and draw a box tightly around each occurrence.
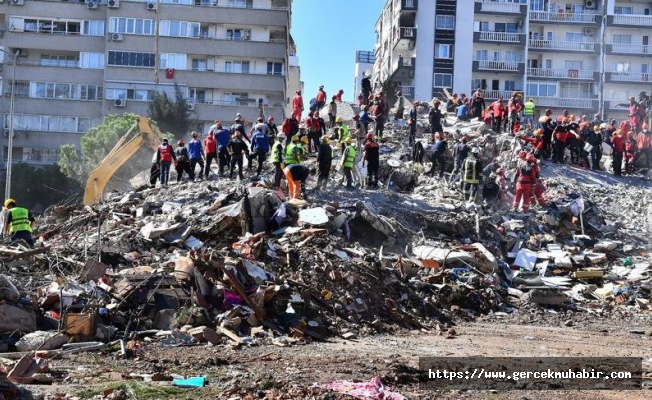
[398,85,415,99]
[612,14,652,27]
[476,0,521,13]
[609,43,652,55]
[528,40,597,51]
[529,11,598,23]
[478,31,523,43]
[399,27,416,38]
[609,72,651,83]
[527,68,595,79]
[530,97,595,108]
[475,60,521,71]
[483,90,516,100]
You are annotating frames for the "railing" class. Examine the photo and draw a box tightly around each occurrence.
[530,97,595,108]
[398,85,415,98]
[399,27,416,38]
[529,11,598,23]
[476,0,521,13]
[609,43,652,54]
[528,40,597,51]
[475,60,521,71]
[612,14,652,26]
[192,99,283,107]
[393,56,414,73]
[403,0,416,9]
[483,90,515,100]
[478,31,523,43]
[527,68,595,79]
[609,72,651,83]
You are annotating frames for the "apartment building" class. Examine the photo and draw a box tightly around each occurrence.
[353,50,375,101]
[0,0,294,167]
[372,0,652,120]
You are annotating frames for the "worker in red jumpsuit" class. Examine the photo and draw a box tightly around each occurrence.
[291,90,304,122]
[624,130,637,174]
[520,129,545,159]
[528,153,546,207]
[611,130,625,176]
[512,151,537,212]
[335,89,344,102]
[629,96,644,133]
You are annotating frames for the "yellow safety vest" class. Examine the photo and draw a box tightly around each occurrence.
[284,143,299,164]
[339,125,350,140]
[343,145,356,168]
[269,141,283,163]
[524,101,535,116]
[9,207,32,233]
[462,158,479,184]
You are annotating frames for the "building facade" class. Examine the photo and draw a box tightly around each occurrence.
[353,50,375,102]
[372,0,651,119]
[0,0,294,167]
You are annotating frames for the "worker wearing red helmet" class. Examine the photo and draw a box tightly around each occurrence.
[363,132,380,188]
[512,151,537,212]
[174,139,191,182]
[519,128,545,159]
[527,153,546,207]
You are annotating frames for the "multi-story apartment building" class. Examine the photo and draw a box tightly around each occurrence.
[353,50,375,101]
[0,0,294,167]
[373,0,652,120]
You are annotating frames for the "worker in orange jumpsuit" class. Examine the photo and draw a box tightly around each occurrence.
[519,129,545,159]
[528,153,546,206]
[283,164,316,199]
[291,90,304,122]
[512,151,537,212]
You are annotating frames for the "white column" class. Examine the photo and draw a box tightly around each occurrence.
[414,0,436,100]
[453,0,474,95]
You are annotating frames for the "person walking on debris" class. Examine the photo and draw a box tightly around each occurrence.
[328,96,337,129]
[342,137,357,188]
[372,96,386,139]
[611,129,625,177]
[249,123,269,177]
[395,91,405,121]
[529,153,546,207]
[174,140,192,182]
[265,117,278,147]
[470,90,485,120]
[210,123,227,177]
[587,125,603,170]
[187,131,204,181]
[426,132,447,179]
[490,98,505,134]
[461,147,482,202]
[284,135,303,166]
[316,135,333,190]
[360,105,371,134]
[228,131,249,180]
[269,133,285,188]
[4,199,35,248]
[429,100,444,142]
[283,164,316,199]
[352,114,365,150]
[635,123,652,168]
[363,133,380,188]
[292,90,304,121]
[511,151,537,212]
[449,135,470,185]
[156,138,177,186]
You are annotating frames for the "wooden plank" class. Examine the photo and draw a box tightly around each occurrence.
[219,327,244,344]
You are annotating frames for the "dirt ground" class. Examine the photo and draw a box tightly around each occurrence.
[17,321,651,400]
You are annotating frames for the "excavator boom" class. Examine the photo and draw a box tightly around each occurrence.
[83,117,162,205]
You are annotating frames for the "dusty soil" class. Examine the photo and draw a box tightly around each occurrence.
[18,321,651,400]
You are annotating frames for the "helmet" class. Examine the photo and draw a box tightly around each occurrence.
[518,150,527,160]
[545,109,552,115]
[4,199,15,208]
[177,140,184,146]
[277,133,286,139]
[600,122,608,130]
[366,133,374,140]
[257,117,263,122]
[345,137,352,143]
[534,129,543,136]
[353,114,360,120]
[471,147,480,154]
[268,117,274,123]
[496,168,505,176]
[301,136,309,144]
[527,153,536,162]
[291,135,299,142]
[396,91,402,96]
[336,116,343,123]
[461,135,469,143]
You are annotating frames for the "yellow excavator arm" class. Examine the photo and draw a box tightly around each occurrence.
[83,116,163,205]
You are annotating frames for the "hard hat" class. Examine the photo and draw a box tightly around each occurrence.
[4,199,15,208]
[527,153,536,162]
[471,147,480,154]
[276,133,286,139]
[291,135,299,142]
[299,124,306,130]
[496,168,505,176]
[257,117,263,122]
[519,150,527,160]
[301,136,309,144]
[545,109,552,115]
[396,91,402,96]
[336,116,343,123]
[319,85,324,89]
[345,137,352,143]
[268,117,274,122]
[366,133,373,140]
[177,140,184,146]
[599,122,608,129]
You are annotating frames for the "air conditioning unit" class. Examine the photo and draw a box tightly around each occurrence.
[108,0,120,8]
[187,103,195,111]
[584,0,596,10]
[146,2,157,10]
[86,1,98,9]
[11,0,24,6]
[110,33,123,42]
[583,27,595,36]
[114,98,126,107]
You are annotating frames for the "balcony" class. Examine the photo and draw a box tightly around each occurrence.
[606,72,652,84]
[606,43,652,55]
[608,14,652,27]
[393,27,417,50]
[397,0,418,13]
[390,56,415,80]
[527,68,598,81]
[472,60,525,74]
[528,39,598,53]
[473,31,526,45]
[4,32,105,53]
[529,10,599,24]
[397,85,415,100]
[474,0,526,15]
[483,90,518,100]
[530,97,597,109]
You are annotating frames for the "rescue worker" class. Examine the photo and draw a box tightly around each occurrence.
[174,140,192,182]
[482,172,501,204]
[265,117,278,147]
[297,136,309,163]
[231,118,248,143]
[283,164,316,199]
[328,96,337,129]
[352,114,365,150]
[587,125,603,170]
[4,199,35,248]
[512,152,537,212]
[360,105,371,135]
[449,135,470,185]
[316,135,333,190]
[363,133,380,188]
[429,100,444,142]
[552,119,569,163]
[284,135,302,166]
[635,123,652,168]
[372,96,386,139]
[519,129,545,159]
[629,96,644,133]
[490,98,505,133]
[529,153,546,207]
[625,131,637,174]
[427,132,447,179]
[470,89,486,120]
[203,129,218,178]
[335,89,344,102]
[306,111,322,154]
[523,98,535,129]
[292,90,304,121]
[213,122,230,177]
[228,131,249,180]
[611,129,625,176]
[187,131,204,181]
[250,123,270,176]
[539,109,555,159]
[342,137,356,188]
[315,85,327,110]
[461,147,482,202]
[408,101,419,146]
[269,132,285,188]
[336,117,350,155]
[156,138,177,186]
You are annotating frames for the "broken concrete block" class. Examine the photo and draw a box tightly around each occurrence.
[0,304,36,333]
[16,331,68,352]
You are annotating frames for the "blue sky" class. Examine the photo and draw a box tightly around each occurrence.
[292,0,382,103]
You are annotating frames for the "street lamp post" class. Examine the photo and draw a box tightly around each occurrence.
[4,50,17,200]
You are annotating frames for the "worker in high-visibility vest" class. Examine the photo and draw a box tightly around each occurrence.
[342,137,356,188]
[523,98,536,130]
[269,132,286,188]
[4,199,35,248]
[461,147,483,202]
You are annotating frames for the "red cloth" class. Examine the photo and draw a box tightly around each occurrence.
[204,135,217,153]
[513,183,533,211]
[158,144,173,162]
[490,101,504,117]
[625,139,637,161]
[316,90,327,103]
[611,134,625,152]
[522,136,544,152]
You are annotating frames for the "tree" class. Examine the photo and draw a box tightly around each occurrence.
[59,113,139,184]
[147,84,193,138]
[5,163,81,212]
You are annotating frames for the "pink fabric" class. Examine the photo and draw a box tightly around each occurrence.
[317,376,405,400]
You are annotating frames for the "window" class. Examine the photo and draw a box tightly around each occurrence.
[192,59,207,71]
[504,80,516,91]
[559,82,594,98]
[614,6,633,14]
[109,17,155,35]
[223,92,250,105]
[105,88,155,101]
[612,34,632,44]
[227,0,253,8]
[80,52,105,69]
[475,49,488,60]
[4,81,29,97]
[40,54,79,67]
[6,113,101,133]
[266,62,283,75]
[160,21,201,38]
[526,81,557,97]
[82,21,105,36]
[436,44,452,59]
[613,62,631,72]
[565,32,583,42]
[472,79,483,90]
[495,23,518,33]
[226,29,251,40]
[160,53,187,70]
[476,21,489,32]
[20,18,80,34]
[564,60,583,70]
[225,60,250,74]
[504,51,521,62]
[161,0,193,4]
[435,15,455,30]
[30,82,102,101]
[189,88,208,103]
[433,73,453,88]
[108,51,155,67]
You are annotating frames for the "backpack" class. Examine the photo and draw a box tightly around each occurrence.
[309,98,317,111]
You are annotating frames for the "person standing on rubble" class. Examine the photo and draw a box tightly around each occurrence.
[4,199,35,248]
[363,133,380,188]
[395,91,405,121]
[372,96,386,139]
[490,98,505,134]
[426,132,448,179]
[629,96,645,133]
[211,123,229,177]
[265,117,278,147]
[316,135,333,190]
[471,90,486,120]
[635,123,652,168]
[306,111,323,154]
[336,117,350,155]
[407,102,418,147]
[511,153,537,212]
[174,140,192,182]
[360,106,371,135]
[361,76,372,106]
[523,98,535,129]
[352,114,365,150]
[269,133,285,188]
[625,131,637,174]
[149,151,160,186]
[156,138,177,186]
[519,129,545,159]
[429,100,444,143]
[342,137,357,188]
[449,135,470,185]
[228,131,249,180]
[461,147,482,202]
[328,96,338,129]
[335,89,344,102]
[249,123,270,177]
[315,85,327,110]
[187,131,204,181]
[284,135,303,166]
[552,119,569,163]
[610,129,625,177]
[292,90,304,121]
[587,125,603,170]
[284,164,316,199]
[539,109,555,159]
[529,153,546,207]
